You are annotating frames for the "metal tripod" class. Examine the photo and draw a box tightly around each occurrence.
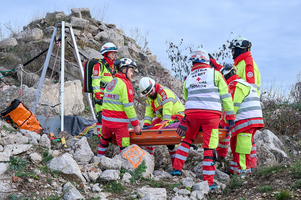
[32,21,96,132]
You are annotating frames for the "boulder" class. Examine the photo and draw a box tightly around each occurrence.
[0,38,18,49]
[118,145,154,178]
[70,137,94,164]
[15,28,43,41]
[47,153,86,183]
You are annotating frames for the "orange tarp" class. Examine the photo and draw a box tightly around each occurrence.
[111,128,228,146]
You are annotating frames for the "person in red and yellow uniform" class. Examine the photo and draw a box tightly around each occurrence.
[229,36,261,97]
[171,48,235,191]
[138,77,185,164]
[92,42,118,157]
[219,64,264,174]
[98,58,141,156]
[229,36,261,167]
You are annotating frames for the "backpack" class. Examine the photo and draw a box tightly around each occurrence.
[0,99,43,134]
[83,58,115,93]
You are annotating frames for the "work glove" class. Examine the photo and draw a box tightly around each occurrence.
[95,98,103,105]
[176,118,188,137]
[227,120,235,128]
[142,125,154,130]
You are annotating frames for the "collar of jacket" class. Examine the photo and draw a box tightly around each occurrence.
[227,75,241,87]
[114,72,130,83]
[191,63,211,71]
[234,51,252,65]
[104,56,115,67]
[154,83,162,93]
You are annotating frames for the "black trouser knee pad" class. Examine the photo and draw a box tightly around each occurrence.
[97,111,102,124]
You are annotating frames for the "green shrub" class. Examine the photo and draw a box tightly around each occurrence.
[261,77,301,135]
[290,159,301,179]
[228,174,244,189]
[259,185,272,193]
[291,179,301,189]
[146,179,181,190]
[8,194,24,200]
[16,170,39,179]
[8,156,27,171]
[41,148,53,164]
[257,165,285,175]
[103,181,126,194]
[275,190,292,200]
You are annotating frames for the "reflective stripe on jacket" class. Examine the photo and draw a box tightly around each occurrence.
[102,73,139,128]
[183,63,235,120]
[234,52,261,97]
[233,79,263,121]
[227,75,264,136]
[143,84,185,125]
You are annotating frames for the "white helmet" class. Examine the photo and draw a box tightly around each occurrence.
[139,77,155,96]
[101,42,118,55]
[114,58,137,71]
[228,36,252,49]
[189,48,210,64]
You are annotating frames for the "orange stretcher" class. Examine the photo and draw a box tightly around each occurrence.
[111,128,228,146]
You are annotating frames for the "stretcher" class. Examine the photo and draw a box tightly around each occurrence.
[111,128,228,146]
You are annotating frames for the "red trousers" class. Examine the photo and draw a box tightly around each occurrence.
[97,125,129,157]
[173,113,220,186]
[230,128,257,174]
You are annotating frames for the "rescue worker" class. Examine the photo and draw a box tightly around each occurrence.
[98,58,141,156]
[219,64,264,174]
[139,77,185,164]
[228,36,261,97]
[171,48,235,190]
[228,36,261,168]
[92,42,118,157]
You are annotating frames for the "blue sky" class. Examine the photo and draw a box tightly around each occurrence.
[1,0,301,94]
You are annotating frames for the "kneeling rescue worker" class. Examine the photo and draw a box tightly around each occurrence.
[98,58,142,156]
[139,77,185,164]
[219,64,264,175]
[171,48,235,191]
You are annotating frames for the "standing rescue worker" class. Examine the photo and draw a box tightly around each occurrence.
[139,77,185,164]
[229,36,261,167]
[92,42,118,157]
[171,48,235,190]
[219,64,264,174]
[228,36,260,97]
[98,58,141,156]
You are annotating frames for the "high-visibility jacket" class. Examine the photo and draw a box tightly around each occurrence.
[143,84,185,126]
[234,51,261,97]
[224,75,264,136]
[183,63,235,120]
[102,73,139,128]
[92,57,116,112]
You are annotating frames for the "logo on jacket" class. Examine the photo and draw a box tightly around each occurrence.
[106,79,117,91]
[247,72,254,78]
[129,89,133,95]
[93,70,99,76]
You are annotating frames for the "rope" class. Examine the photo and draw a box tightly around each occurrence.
[0,69,17,79]
[20,63,44,74]
[44,73,61,129]
[35,46,60,115]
